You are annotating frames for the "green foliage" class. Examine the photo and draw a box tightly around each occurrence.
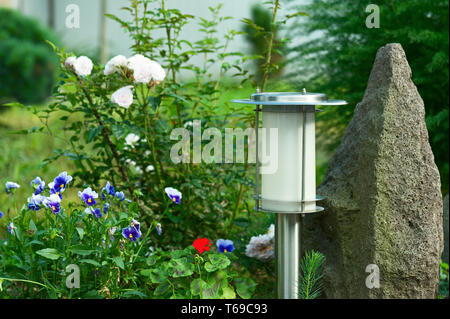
[300,250,325,299]
[286,0,449,193]
[243,4,286,82]
[0,181,254,299]
[242,0,307,91]
[141,246,255,299]
[439,261,449,299]
[0,8,59,105]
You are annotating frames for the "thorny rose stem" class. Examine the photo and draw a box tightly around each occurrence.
[77,79,135,201]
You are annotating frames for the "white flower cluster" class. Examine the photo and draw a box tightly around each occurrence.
[126,54,166,84]
[104,55,128,76]
[65,56,93,77]
[104,54,166,84]
[64,53,165,109]
[245,224,275,261]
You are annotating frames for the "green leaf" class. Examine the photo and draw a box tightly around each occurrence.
[69,248,95,256]
[112,256,125,270]
[123,290,147,298]
[169,257,194,278]
[148,96,162,111]
[149,268,168,283]
[204,253,231,272]
[87,126,103,143]
[2,102,24,108]
[234,277,257,299]
[35,248,61,261]
[154,282,170,296]
[75,227,84,240]
[190,278,207,296]
[221,286,236,299]
[29,219,37,232]
[146,256,157,266]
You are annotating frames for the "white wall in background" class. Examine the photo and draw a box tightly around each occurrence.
[13,0,309,78]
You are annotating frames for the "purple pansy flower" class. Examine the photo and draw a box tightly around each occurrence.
[53,171,73,192]
[48,182,63,200]
[101,182,115,200]
[30,177,45,195]
[122,225,141,242]
[131,219,141,233]
[8,222,16,235]
[115,191,125,202]
[78,187,98,206]
[164,187,182,204]
[216,239,234,253]
[103,203,110,215]
[0,211,4,219]
[85,207,102,218]
[109,227,117,242]
[156,223,162,236]
[43,194,62,215]
[27,194,46,211]
[5,181,20,194]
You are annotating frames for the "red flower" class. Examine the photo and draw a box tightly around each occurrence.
[192,238,212,254]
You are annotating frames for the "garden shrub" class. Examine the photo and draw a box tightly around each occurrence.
[1,0,308,299]
[0,8,59,105]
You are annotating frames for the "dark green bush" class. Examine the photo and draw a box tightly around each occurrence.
[0,8,59,105]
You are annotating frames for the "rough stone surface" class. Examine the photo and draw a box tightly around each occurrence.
[302,43,443,298]
[443,194,449,263]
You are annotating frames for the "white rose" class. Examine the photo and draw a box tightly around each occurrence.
[127,54,166,84]
[65,56,77,68]
[111,86,134,108]
[73,56,93,76]
[148,60,166,82]
[125,133,140,147]
[127,54,152,83]
[104,55,128,75]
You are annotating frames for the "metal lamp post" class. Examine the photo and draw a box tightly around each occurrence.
[232,90,347,299]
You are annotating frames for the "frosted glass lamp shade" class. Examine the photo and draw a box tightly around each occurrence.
[261,105,316,213]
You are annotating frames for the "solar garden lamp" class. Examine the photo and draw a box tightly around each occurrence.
[231,90,347,299]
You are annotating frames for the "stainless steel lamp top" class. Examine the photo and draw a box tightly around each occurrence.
[231,90,347,106]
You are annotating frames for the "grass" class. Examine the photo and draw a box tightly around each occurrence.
[0,105,77,235]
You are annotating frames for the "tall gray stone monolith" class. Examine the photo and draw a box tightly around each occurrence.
[443,194,449,263]
[302,43,443,298]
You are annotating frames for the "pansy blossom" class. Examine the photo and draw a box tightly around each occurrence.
[43,194,62,215]
[53,172,73,192]
[115,191,125,202]
[101,182,115,200]
[122,226,141,242]
[78,187,98,206]
[156,223,162,236]
[216,239,235,253]
[30,177,45,195]
[165,187,182,204]
[5,181,20,194]
[8,222,16,235]
[85,207,102,218]
[27,194,46,211]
